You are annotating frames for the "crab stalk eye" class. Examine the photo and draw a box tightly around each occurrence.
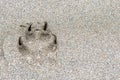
[28,24,32,31]
[18,37,23,46]
[25,23,35,40]
[43,21,48,31]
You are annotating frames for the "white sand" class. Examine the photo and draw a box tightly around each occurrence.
[0,0,120,80]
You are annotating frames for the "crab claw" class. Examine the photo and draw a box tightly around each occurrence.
[18,36,29,55]
[52,34,57,44]
[43,34,58,52]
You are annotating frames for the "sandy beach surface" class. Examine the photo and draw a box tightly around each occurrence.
[0,0,120,80]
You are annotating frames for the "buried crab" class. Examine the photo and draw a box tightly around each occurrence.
[17,22,58,66]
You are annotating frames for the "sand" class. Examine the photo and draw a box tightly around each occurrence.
[0,0,120,80]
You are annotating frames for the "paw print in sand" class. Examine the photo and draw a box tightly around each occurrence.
[18,22,58,68]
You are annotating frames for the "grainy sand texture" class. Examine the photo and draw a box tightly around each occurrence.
[0,0,120,80]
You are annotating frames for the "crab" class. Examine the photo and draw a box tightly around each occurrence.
[17,21,58,66]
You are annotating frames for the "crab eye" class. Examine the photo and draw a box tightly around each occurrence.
[28,24,32,32]
[18,37,23,46]
[43,21,48,31]
[25,24,36,40]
